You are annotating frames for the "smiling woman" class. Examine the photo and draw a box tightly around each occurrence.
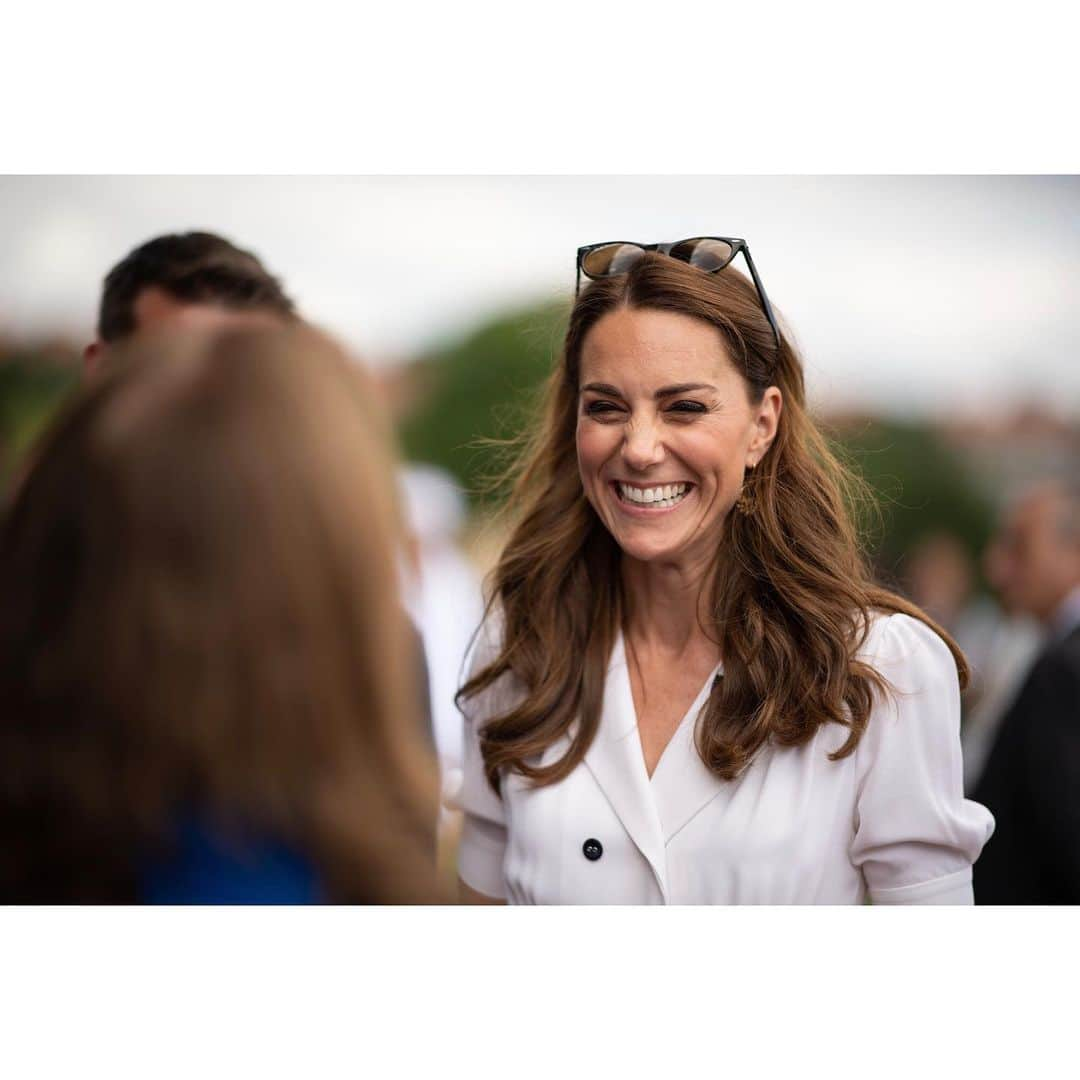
[455,248,995,906]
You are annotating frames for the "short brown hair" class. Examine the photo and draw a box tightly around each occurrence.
[97,231,297,342]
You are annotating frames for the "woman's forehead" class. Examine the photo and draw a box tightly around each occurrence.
[578,307,735,388]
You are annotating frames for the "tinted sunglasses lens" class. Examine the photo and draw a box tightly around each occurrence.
[669,238,735,272]
[581,243,646,278]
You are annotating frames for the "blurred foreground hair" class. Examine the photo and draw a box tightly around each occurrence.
[0,324,443,903]
[461,254,968,790]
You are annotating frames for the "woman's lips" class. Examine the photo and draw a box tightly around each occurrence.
[610,481,694,516]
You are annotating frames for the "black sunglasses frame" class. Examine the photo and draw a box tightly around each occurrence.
[575,236,782,350]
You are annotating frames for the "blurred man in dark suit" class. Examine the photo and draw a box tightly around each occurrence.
[973,482,1080,903]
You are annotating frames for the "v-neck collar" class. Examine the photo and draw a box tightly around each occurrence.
[582,632,726,901]
[638,641,723,785]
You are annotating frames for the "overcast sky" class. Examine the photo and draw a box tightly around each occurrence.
[0,175,1077,416]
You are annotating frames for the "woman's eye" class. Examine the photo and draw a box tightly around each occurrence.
[585,401,621,417]
[669,400,707,415]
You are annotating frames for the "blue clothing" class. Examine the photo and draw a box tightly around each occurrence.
[140,816,322,904]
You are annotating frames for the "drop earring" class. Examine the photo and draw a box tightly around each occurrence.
[735,465,755,516]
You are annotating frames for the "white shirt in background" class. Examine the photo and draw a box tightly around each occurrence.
[399,465,485,807]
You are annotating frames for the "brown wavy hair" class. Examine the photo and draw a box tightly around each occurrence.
[460,254,968,790]
[0,324,443,903]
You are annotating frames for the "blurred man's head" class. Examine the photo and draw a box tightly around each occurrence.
[84,231,296,375]
[904,531,974,629]
[985,482,1080,624]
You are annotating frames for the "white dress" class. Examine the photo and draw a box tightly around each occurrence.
[454,611,995,904]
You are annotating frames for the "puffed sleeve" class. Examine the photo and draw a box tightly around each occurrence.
[450,613,515,900]
[850,613,996,905]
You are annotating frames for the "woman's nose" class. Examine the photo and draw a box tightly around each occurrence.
[621,420,665,471]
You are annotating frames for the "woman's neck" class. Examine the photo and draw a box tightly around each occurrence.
[620,552,719,659]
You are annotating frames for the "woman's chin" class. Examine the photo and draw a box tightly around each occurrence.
[612,532,690,565]
[608,517,725,570]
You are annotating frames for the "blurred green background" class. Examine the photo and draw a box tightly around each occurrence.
[0,346,79,488]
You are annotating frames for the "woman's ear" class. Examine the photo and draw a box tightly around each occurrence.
[746,386,782,467]
[83,340,103,379]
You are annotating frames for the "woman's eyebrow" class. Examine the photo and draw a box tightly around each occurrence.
[580,382,624,398]
[579,382,717,399]
[654,383,716,398]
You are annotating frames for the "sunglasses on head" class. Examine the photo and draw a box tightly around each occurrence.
[575,236,782,349]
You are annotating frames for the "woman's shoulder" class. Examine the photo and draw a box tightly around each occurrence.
[857,609,957,679]
[851,609,963,767]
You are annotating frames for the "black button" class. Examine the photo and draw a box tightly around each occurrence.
[582,838,603,861]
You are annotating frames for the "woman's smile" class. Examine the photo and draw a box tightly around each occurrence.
[611,480,696,514]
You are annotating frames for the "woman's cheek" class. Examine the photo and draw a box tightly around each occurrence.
[576,424,606,479]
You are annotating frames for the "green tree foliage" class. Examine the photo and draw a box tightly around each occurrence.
[829,417,994,583]
[399,300,569,505]
[0,355,79,490]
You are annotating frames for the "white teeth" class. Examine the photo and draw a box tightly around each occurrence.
[617,482,690,507]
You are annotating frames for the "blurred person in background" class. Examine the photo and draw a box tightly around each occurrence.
[456,240,993,905]
[2,232,297,499]
[904,532,988,644]
[0,324,444,903]
[902,532,1042,792]
[77,228,436,745]
[399,464,484,805]
[973,482,1080,903]
[83,231,297,375]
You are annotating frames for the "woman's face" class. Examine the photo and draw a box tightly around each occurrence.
[576,307,782,570]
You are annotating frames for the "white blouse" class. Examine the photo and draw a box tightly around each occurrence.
[454,611,995,904]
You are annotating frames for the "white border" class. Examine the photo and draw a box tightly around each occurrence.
[1,905,1073,1078]
[4,3,1078,173]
